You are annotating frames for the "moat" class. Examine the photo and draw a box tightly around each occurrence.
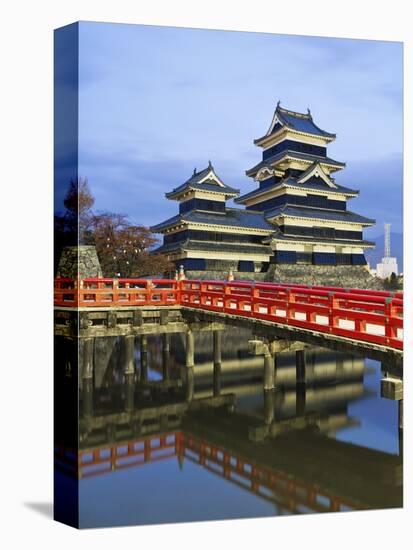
[54,326,402,528]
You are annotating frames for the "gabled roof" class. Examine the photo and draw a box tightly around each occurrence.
[235,172,358,205]
[264,204,375,225]
[166,161,240,199]
[150,208,274,233]
[296,161,337,187]
[246,150,345,178]
[254,102,336,144]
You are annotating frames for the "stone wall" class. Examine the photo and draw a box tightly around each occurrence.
[264,264,384,290]
[57,245,103,278]
[184,265,383,289]
[185,270,267,282]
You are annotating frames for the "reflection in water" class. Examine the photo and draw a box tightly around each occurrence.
[55,326,402,528]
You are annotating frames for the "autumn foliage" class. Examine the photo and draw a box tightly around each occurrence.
[55,178,173,277]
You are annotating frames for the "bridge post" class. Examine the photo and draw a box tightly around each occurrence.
[399,400,403,456]
[264,352,275,391]
[249,339,292,392]
[124,334,135,375]
[140,335,148,382]
[186,367,194,402]
[81,337,94,380]
[296,349,306,386]
[82,378,94,418]
[186,330,195,368]
[213,330,222,396]
[381,375,403,455]
[125,373,135,412]
[162,333,170,380]
[399,399,403,431]
[264,387,275,425]
[296,384,306,417]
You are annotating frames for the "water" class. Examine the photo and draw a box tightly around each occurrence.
[54,327,402,528]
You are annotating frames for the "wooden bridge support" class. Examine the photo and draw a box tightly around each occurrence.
[186,330,195,368]
[264,353,275,391]
[82,378,94,418]
[140,335,148,382]
[249,339,293,392]
[213,362,222,397]
[296,384,306,417]
[296,349,306,386]
[381,375,403,455]
[399,400,403,431]
[398,400,403,457]
[125,373,135,413]
[264,388,275,425]
[82,337,94,380]
[186,367,194,402]
[162,333,170,381]
[124,335,135,376]
[213,331,222,396]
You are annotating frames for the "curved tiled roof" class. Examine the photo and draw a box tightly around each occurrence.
[254,103,336,143]
[275,105,336,138]
[264,205,375,225]
[150,208,274,232]
[166,163,239,198]
[246,150,345,177]
[235,177,358,204]
[262,230,375,247]
[153,239,271,255]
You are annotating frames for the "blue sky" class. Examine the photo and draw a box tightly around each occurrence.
[69,22,402,238]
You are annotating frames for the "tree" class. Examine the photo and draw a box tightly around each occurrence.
[91,212,172,277]
[55,178,173,277]
[63,178,95,243]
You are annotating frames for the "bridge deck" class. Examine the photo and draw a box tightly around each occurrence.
[54,277,403,355]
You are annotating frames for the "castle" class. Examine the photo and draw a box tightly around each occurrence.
[151,102,378,288]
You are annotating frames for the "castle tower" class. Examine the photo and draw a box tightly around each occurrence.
[236,102,375,267]
[150,162,273,274]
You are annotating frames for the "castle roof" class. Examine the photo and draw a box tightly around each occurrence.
[264,204,375,225]
[254,102,336,144]
[150,207,274,233]
[166,162,239,199]
[153,239,271,255]
[262,229,375,247]
[235,173,358,205]
[246,150,345,178]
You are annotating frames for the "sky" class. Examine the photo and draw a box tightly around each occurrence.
[58,21,403,238]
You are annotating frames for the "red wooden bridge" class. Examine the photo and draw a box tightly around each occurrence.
[54,277,403,351]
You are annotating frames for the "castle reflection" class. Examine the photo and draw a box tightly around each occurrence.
[54,326,402,525]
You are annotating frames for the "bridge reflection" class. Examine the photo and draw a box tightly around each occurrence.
[55,328,402,516]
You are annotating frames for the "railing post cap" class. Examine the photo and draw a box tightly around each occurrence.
[179,265,186,281]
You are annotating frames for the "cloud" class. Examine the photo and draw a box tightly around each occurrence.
[74,22,403,233]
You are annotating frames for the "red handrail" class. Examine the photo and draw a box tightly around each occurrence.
[54,277,403,350]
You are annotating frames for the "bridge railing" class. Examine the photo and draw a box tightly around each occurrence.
[54,277,180,307]
[179,280,403,350]
[54,277,403,350]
